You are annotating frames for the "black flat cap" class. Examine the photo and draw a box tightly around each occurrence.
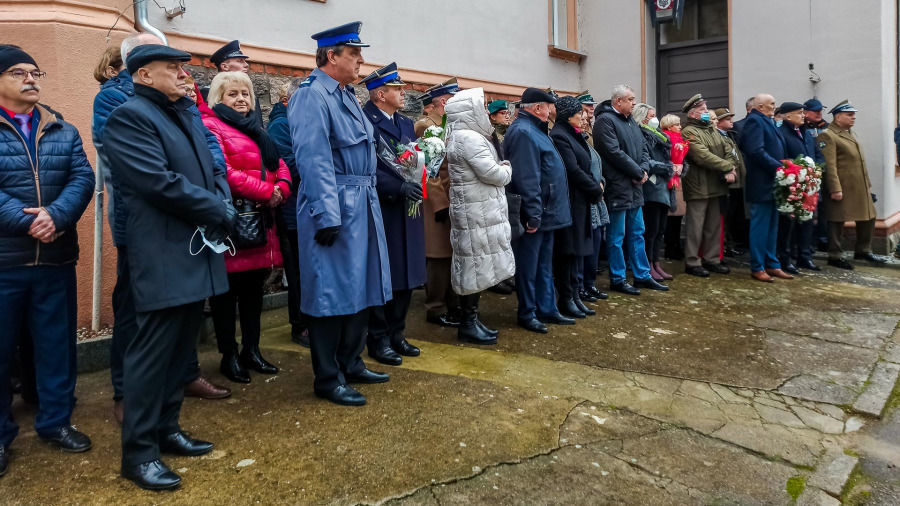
[778,102,804,114]
[520,87,557,104]
[210,40,249,66]
[126,44,191,75]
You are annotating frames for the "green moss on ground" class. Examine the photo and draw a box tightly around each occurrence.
[786,475,806,502]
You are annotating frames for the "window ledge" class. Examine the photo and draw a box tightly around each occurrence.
[547,45,586,63]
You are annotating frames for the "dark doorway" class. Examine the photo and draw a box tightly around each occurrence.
[655,0,729,115]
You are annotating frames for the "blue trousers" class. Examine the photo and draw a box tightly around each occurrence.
[514,229,558,320]
[607,208,652,284]
[749,201,781,272]
[0,265,78,447]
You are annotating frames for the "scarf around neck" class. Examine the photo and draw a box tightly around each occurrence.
[212,103,280,173]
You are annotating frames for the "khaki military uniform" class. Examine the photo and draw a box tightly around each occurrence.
[415,111,457,317]
[818,123,877,257]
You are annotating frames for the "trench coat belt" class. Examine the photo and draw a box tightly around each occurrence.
[335,175,376,186]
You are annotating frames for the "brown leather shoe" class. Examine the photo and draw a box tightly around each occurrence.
[765,268,794,280]
[184,376,231,400]
[113,400,124,425]
[751,271,774,283]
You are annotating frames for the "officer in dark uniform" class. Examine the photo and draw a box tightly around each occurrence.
[288,22,393,406]
[360,63,426,366]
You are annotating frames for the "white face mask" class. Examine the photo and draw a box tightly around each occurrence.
[648,117,660,129]
[190,226,235,256]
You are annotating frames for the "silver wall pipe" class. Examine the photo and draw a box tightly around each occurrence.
[90,157,104,331]
[134,0,168,45]
[551,0,559,47]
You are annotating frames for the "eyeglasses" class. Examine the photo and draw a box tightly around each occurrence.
[2,69,47,80]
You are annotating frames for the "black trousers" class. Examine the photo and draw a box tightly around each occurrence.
[111,247,199,400]
[279,228,306,333]
[726,188,750,249]
[121,301,203,467]
[307,309,368,393]
[209,269,268,355]
[368,289,413,346]
[776,214,795,266]
[553,253,579,300]
[664,215,683,259]
[643,202,668,263]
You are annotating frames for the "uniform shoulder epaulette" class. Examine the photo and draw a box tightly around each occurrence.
[299,75,317,88]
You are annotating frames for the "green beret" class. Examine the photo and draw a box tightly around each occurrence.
[488,100,509,115]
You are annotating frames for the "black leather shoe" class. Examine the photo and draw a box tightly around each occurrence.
[0,446,8,477]
[159,431,213,457]
[315,385,366,406]
[578,289,597,302]
[685,265,710,277]
[368,343,402,366]
[346,369,389,384]
[797,259,821,271]
[487,282,513,295]
[702,262,731,274]
[39,425,91,453]
[122,459,181,491]
[559,298,586,319]
[828,258,854,270]
[426,313,460,328]
[633,278,670,291]
[391,338,420,357]
[517,318,548,334]
[220,354,250,383]
[585,286,608,300]
[573,297,596,316]
[240,346,278,375]
[537,313,576,325]
[855,252,887,263]
[476,320,499,337]
[782,263,800,275]
[610,282,641,296]
[291,328,310,348]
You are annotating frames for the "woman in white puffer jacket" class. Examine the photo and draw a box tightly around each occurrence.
[445,87,514,345]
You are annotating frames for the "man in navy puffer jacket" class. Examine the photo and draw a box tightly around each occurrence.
[0,46,95,476]
[92,34,231,423]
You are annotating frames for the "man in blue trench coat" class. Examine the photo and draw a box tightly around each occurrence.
[360,62,426,366]
[288,22,393,406]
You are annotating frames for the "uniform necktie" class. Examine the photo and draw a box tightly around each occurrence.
[14,113,31,140]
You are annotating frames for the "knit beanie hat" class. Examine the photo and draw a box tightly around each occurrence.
[0,45,37,73]
[555,96,583,122]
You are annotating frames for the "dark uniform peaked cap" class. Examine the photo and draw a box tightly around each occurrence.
[210,40,248,66]
[359,62,405,90]
[312,21,369,48]
[426,77,459,99]
[681,93,705,113]
[829,99,858,115]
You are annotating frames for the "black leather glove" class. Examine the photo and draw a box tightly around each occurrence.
[401,181,423,202]
[434,208,450,223]
[221,200,238,233]
[204,223,229,244]
[314,226,340,246]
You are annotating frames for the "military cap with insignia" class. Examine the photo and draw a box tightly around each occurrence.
[359,62,405,90]
[778,102,804,114]
[803,98,825,112]
[420,94,433,107]
[681,93,705,113]
[427,77,459,98]
[829,99,858,115]
[544,87,559,100]
[126,44,191,75]
[312,21,369,48]
[488,100,509,115]
[712,107,734,120]
[520,87,557,104]
[210,40,249,67]
[576,90,598,105]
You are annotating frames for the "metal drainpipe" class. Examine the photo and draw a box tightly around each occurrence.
[551,0,559,47]
[134,0,168,45]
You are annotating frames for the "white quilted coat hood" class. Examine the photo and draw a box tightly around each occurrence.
[445,88,494,138]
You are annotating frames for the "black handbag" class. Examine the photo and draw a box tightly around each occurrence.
[506,191,525,242]
[231,164,271,250]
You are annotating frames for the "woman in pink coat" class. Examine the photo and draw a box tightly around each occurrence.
[203,72,292,383]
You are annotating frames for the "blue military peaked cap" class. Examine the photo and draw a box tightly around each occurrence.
[427,80,459,99]
[312,21,369,48]
[829,99,858,115]
[359,62,405,90]
[210,40,249,66]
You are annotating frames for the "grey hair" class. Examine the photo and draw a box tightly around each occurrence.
[611,84,634,101]
[745,96,756,111]
[315,45,344,68]
[120,32,162,65]
[632,103,654,125]
[519,102,541,109]
[286,77,304,100]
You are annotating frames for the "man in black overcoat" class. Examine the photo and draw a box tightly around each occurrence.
[103,45,235,491]
[361,62,426,365]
